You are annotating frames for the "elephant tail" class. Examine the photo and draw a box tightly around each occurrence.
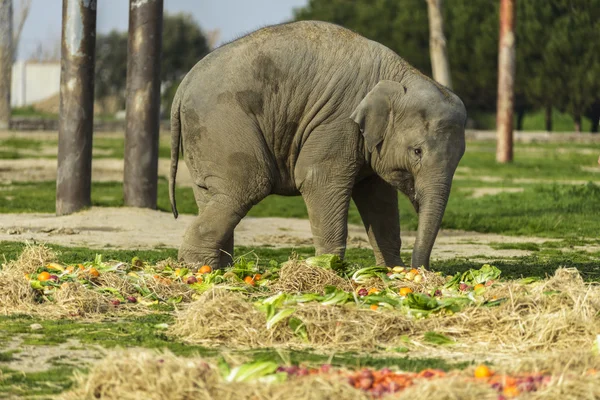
[169,92,182,219]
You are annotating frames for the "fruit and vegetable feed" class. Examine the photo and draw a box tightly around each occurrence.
[2,246,600,399]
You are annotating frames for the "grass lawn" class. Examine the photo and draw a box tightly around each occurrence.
[2,138,599,238]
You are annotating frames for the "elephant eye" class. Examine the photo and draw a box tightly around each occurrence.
[413,148,422,157]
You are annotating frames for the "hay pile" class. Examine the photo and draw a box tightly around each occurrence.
[60,349,368,400]
[0,245,57,314]
[171,267,600,357]
[59,349,600,400]
[269,259,353,294]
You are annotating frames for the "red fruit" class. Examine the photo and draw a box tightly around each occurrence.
[48,275,59,282]
[110,299,120,306]
[186,276,198,284]
[434,289,443,297]
[358,376,374,390]
[358,288,368,297]
[486,280,494,286]
[127,296,137,303]
[320,364,331,373]
[459,283,470,291]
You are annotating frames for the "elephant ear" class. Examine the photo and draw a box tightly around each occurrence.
[350,80,406,153]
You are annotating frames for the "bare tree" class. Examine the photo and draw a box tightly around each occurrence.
[28,37,61,62]
[496,0,516,163]
[12,0,31,61]
[426,0,452,89]
[0,0,12,130]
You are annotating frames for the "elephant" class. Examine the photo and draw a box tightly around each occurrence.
[169,20,466,270]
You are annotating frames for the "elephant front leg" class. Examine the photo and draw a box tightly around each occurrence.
[301,185,353,258]
[352,175,404,267]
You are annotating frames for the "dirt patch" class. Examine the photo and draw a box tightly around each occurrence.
[1,336,102,373]
[466,187,525,198]
[0,207,559,261]
[0,158,193,186]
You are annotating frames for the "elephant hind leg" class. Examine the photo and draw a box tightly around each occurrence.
[178,199,246,269]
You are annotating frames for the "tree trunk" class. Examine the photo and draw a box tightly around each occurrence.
[516,107,525,131]
[589,102,599,133]
[574,113,582,133]
[0,0,12,130]
[12,0,31,61]
[496,0,515,163]
[426,0,452,89]
[123,0,163,209]
[56,0,97,216]
[544,105,552,132]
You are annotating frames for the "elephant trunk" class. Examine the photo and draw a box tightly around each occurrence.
[411,182,451,269]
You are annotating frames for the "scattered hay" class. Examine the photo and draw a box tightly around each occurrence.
[0,269,37,314]
[53,282,109,315]
[397,375,497,400]
[269,259,353,295]
[140,275,195,303]
[169,289,289,347]
[171,268,600,357]
[60,349,368,400]
[1,243,57,275]
[526,373,600,400]
[394,268,447,293]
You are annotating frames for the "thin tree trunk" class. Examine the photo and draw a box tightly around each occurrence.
[496,0,515,163]
[574,113,582,133]
[589,101,599,133]
[0,0,12,130]
[544,105,552,132]
[12,0,31,62]
[516,108,525,131]
[56,0,97,216]
[426,0,452,89]
[123,0,163,209]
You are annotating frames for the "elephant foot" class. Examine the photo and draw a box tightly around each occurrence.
[178,245,222,270]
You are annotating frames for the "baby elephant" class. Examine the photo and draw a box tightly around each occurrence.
[170,21,466,269]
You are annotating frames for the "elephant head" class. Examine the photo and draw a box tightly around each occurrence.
[351,79,466,269]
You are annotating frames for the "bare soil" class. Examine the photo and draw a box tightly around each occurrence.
[0,207,557,261]
[1,336,102,373]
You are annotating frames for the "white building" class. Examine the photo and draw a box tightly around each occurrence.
[11,60,61,108]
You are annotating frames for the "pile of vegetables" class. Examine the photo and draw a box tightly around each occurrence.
[217,358,556,398]
[23,253,504,321]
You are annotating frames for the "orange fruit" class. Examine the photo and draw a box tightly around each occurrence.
[368,288,380,295]
[244,276,255,286]
[474,283,485,290]
[78,264,85,271]
[65,265,74,273]
[410,268,419,275]
[399,287,413,296]
[474,364,493,379]
[198,265,212,274]
[253,273,262,281]
[370,304,379,311]
[89,267,100,277]
[37,271,51,281]
[503,385,520,397]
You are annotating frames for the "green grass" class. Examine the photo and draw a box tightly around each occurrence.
[1,178,599,238]
[0,313,469,398]
[0,134,172,159]
[0,365,76,398]
[470,108,594,132]
[2,241,599,282]
[11,106,58,119]
[490,242,541,252]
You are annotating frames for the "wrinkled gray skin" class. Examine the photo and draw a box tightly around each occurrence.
[170,21,466,270]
